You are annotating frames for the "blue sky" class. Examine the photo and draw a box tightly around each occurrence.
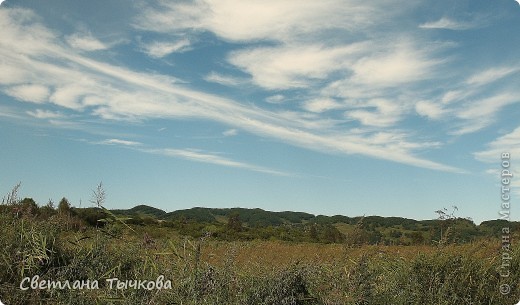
[1,0,519,223]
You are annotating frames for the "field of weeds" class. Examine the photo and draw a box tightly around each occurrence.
[0,208,519,305]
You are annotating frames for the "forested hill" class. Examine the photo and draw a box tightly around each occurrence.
[111,204,167,218]
[111,205,515,228]
[2,197,518,245]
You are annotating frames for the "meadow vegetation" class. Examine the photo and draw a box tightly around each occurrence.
[0,183,518,304]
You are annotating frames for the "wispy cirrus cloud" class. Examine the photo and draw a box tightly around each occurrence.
[345,99,404,127]
[474,127,520,163]
[419,17,478,30]
[265,94,285,104]
[5,84,50,103]
[410,64,520,135]
[66,32,108,51]
[474,127,520,195]
[303,99,341,113]
[141,39,191,58]
[27,109,64,119]
[222,129,238,137]
[143,147,292,176]
[415,100,446,120]
[349,42,443,87]
[204,72,245,87]
[93,137,291,176]
[465,66,520,86]
[0,105,24,120]
[456,93,518,121]
[98,138,143,146]
[438,92,518,136]
[133,0,382,43]
[0,6,465,174]
[229,43,367,90]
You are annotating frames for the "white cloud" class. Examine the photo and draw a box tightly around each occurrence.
[474,127,520,163]
[465,66,519,86]
[144,147,291,176]
[436,66,519,107]
[0,105,24,120]
[223,129,238,137]
[419,17,476,30]
[441,90,468,104]
[0,8,56,56]
[0,63,31,85]
[428,65,520,135]
[130,0,457,169]
[134,0,379,43]
[303,99,341,113]
[142,39,191,58]
[321,79,379,100]
[415,101,445,120]
[27,109,63,119]
[0,6,464,173]
[452,93,518,135]
[5,84,50,103]
[265,95,285,104]
[204,72,244,86]
[66,32,108,51]
[475,127,520,196]
[229,43,365,89]
[350,44,440,87]
[50,84,91,110]
[345,99,404,127]
[457,93,517,120]
[99,138,143,146]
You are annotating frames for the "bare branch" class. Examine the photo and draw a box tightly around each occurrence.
[90,181,106,208]
[2,182,21,205]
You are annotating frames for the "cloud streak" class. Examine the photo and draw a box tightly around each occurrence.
[0,6,469,174]
[474,127,520,196]
[419,17,478,30]
[27,109,64,119]
[474,127,520,163]
[143,147,292,176]
[99,138,143,146]
[66,32,108,51]
[141,39,191,58]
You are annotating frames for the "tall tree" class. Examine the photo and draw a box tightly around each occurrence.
[227,212,243,232]
[58,197,72,215]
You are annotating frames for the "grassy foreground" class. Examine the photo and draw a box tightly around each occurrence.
[0,207,519,304]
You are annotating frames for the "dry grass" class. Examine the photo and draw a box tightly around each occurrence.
[199,239,499,270]
[0,210,518,305]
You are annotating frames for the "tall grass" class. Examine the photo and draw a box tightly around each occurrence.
[0,206,518,304]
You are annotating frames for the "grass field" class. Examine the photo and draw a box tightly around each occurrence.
[1,207,519,305]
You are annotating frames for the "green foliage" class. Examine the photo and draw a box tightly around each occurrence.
[74,207,106,227]
[0,206,519,305]
[39,199,57,219]
[241,265,315,305]
[480,220,520,237]
[111,204,167,218]
[227,212,243,232]
[105,205,520,246]
[165,207,218,223]
[57,197,72,216]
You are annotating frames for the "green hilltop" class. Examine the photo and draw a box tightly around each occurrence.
[107,204,519,245]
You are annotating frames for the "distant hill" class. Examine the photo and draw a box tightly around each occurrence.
[162,207,315,227]
[111,204,166,218]
[108,205,520,244]
[111,205,520,230]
